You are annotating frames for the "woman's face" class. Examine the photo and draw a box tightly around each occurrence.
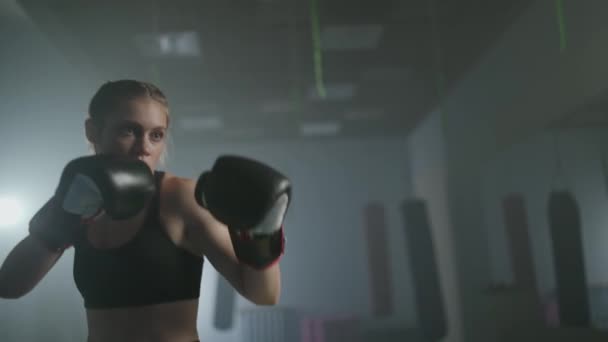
[88,97,168,171]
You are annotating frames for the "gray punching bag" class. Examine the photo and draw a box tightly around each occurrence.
[401,199,447,341]
[213,274,236,330]
[548,190,590,327]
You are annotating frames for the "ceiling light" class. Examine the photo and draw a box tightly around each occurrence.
[134,31,201,58]
[299,121,342,136]
[177,116,223,131]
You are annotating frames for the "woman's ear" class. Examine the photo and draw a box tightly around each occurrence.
[85,118,100,146]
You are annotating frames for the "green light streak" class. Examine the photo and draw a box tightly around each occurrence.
[310,0,326,99]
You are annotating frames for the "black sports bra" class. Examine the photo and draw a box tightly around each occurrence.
[73,171,204,309]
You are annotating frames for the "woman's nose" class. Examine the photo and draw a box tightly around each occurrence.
[134,137,152,156]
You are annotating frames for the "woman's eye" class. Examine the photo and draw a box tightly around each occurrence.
[119,127,135,136]
[151,131,164,141]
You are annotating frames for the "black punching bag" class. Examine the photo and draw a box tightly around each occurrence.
[213,274,236,330]
[401,199,447,341]
[548,190,590,327]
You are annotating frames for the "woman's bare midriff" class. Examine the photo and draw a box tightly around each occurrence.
[86,298,200,342]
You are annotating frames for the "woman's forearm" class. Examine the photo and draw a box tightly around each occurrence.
[0,235,62,299]
[240,263,281,305]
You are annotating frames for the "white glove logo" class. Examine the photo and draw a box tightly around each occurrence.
[62,174,103,219]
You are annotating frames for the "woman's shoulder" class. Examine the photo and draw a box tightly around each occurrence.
[158,172,198,207]
[158,172,212,228]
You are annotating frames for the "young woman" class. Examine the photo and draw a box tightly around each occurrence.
[0,80,289,342]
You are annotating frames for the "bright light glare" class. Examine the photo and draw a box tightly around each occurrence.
[0,197,25,228]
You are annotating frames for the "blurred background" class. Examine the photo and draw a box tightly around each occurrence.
[1,0,608,341]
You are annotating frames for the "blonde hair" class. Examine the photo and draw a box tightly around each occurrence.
[87,80,171,167]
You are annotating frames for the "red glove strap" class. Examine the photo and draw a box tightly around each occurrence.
[230,227,285,270]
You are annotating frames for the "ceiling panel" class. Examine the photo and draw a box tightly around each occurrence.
[18,0,532,143]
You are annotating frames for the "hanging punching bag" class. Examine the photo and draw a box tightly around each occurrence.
[548,190,590,327]
[401,198,447,341]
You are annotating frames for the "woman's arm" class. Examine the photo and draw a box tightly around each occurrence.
[191,209,281,305]
[0,235,63,299]
[0,195,76,299]
[172,177,281,305]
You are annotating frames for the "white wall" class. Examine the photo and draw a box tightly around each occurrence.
[434,1,608,340]
[482,128,608,294]
[0,136,420,342]
[0,10,418,341]
[407,111,462,342]
[169,137,415,342]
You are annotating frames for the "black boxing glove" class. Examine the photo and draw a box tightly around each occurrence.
[29,155,155,252]
[195,155,291,269]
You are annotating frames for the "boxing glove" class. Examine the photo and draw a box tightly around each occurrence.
[29,155,155,252]
[195,155,291,269]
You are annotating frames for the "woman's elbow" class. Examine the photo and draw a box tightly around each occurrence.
[0,279,32,299]
[244,286,280,306]
[0,286,28,299]
[0,293,25,300]
[252,293,280,306]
